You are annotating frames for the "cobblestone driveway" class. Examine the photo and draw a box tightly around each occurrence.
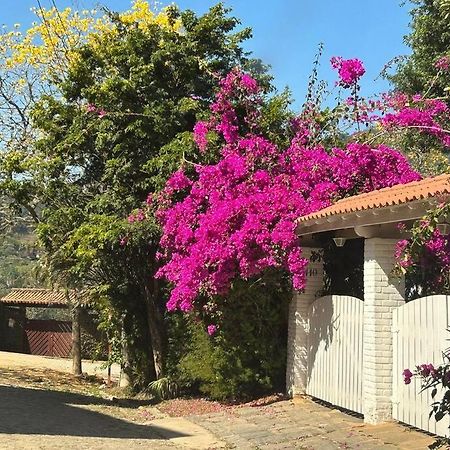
[190,398,436,449]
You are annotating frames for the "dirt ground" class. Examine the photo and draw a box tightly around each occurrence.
[0,351,223,449]
[0,350,121,381]
[0,351,439,450]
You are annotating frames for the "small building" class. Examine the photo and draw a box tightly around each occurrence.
[287,173,450,435]
[0,288,74,357]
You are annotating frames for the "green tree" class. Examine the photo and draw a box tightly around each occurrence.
[391,0,450,97]
[3,2,279,384]
[387,0,450,175]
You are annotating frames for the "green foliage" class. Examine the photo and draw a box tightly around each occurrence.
[146,377,180,400]
[80,328,107,360]
[0,221,41,297]
[391,0,450,97]
[259,89,295,148]
[167,272,290,400]
[26,307,70,320]
[387,0,450,175]
[3,3,270,384]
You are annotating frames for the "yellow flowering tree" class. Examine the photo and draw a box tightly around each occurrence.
[0,1,180,220]
[3,1,179,76]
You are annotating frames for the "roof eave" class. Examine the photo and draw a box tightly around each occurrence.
[296,196,443,236]
[1,301,68,308]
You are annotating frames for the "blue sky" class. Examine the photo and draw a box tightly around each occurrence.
[0,0,412,108]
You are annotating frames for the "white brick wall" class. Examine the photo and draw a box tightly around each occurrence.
[363,238,405,424]
[286,247,323,396]
[286,237,407,425]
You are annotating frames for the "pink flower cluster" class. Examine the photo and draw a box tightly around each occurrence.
[166,169,192,191]
[403,364,438,385]
[342,91,450,147]
[380,98,450,147]
[156,71,420,313]
[128,209,146,223]
[418,363,437,378]
[395,219,450,290]
[394,239,412,269]
[193,122,209,152]
[435,56,450,71]
[330,57,366,87]
[403,368,413,384]
[192,69,260,153]
[86,103,107,118]
[424,229,450,270]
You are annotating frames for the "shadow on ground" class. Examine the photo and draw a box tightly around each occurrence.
[0,384,186,440]
[0,367,152,408]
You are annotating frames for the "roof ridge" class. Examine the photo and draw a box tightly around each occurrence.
[333,173,450,205]
[10,287,72,292]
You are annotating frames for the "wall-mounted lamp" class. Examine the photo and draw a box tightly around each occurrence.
[332,237,347,247]
[437,222,450,235]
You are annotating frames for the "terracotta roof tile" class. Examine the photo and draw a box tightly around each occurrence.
[298,173,450,223]
[0,288,75,306]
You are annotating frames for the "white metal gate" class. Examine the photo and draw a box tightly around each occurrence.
[307,295,364,414]
[393,295,450,436]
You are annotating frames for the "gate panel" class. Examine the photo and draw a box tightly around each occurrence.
[393,295,450,436]
[51,321,72,357]
[307,295,364,414]
[24,320,72,358]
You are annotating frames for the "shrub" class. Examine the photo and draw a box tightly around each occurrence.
[166,270,290,400]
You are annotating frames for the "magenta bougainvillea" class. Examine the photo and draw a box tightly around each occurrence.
[380,97,450,147]
[155,66,421,313]
[114,54,450,326]
[403,364,440,385]
[330,56,366,87]
[435,55,450,71]
[394,201,450,293]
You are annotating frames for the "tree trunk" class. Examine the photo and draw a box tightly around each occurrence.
[72,306,82,376]
[121,312,157,386]
[143,281,165,379]
[120,326,131,388]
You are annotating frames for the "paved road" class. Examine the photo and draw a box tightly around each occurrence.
[0,352,437,449]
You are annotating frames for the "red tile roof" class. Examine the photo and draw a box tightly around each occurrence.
[0,288,75,307]
[298,173,450,223]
